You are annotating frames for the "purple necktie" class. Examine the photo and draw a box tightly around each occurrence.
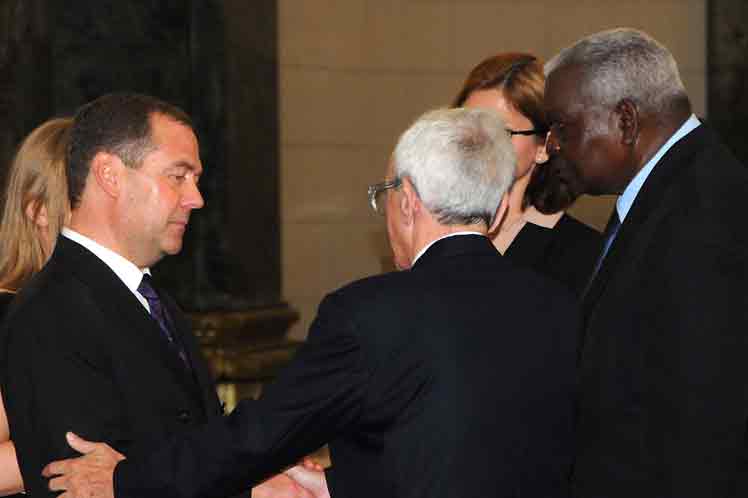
[138,274,190,369]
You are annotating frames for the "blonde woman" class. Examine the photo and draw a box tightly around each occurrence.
[0,117,71,496]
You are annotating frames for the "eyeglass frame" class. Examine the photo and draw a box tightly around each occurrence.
[367,177,402,215]
[506,127,548,137]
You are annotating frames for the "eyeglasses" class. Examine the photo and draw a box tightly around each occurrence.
[506,127,547,137]
[367,178,402,216]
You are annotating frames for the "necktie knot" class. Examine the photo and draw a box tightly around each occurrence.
[138,274,170,336]
[137,274,159,302]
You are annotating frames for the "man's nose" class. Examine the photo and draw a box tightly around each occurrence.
[184,178,204,210]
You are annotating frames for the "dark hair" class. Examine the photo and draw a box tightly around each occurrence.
[67,93,193,208]
[454,53,580,213]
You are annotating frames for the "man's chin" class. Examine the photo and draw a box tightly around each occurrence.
[162,239,184,257]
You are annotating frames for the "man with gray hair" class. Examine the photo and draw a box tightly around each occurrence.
[45,107,579,498]
[545,28,748,497]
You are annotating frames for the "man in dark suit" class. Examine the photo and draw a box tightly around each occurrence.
[0,93,304,498]
[542,28,748,497]
[45,107,579,498]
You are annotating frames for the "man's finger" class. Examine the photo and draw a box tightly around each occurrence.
[42,460,69,478]
[48,475,69,492]
[66,431,99,454]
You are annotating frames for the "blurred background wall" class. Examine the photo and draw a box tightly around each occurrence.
[278,0,708,339]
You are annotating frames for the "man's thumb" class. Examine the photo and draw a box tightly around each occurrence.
[66,432,98,454]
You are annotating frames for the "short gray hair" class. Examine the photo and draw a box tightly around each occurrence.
[545,28,688,115]
[393,107,515,226]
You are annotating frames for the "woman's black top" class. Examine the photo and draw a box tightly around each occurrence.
[0,292,13,318]
[504,214,602,296]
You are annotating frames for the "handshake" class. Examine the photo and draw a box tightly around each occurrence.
[256,458,330,498]
[43,433,331,498]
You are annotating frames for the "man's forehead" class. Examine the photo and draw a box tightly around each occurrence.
[147,112,194,143]
[546,64,587,114]
[149,114,200,153]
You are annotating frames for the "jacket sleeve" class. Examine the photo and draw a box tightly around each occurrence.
[115,291,370,498]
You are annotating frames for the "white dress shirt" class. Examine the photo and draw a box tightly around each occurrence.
[61,228,152,312]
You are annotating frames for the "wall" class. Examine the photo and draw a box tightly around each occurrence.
[277,0,707,339]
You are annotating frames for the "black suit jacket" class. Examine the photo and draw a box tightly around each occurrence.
[574,124,748,497]
[114,234,579,498]
[0,236,222,498]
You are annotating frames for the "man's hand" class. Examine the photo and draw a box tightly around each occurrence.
[42,432,124,498]
[252,473,316,498]
[284,465,330,498]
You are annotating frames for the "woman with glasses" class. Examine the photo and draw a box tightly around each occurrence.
[453,53,601,295]
[0,117,72,496]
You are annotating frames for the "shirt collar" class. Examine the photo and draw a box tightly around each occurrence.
[61,228,150,293]
[411,231,484,266]
[616,114,701,222]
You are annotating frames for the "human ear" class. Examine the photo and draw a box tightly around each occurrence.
[25,201,49,228]
[399,179,418,227]
[616,99,639,146]
[91,152,123,198]
[535,133,550,164]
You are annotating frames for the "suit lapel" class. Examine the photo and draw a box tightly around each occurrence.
[581,125,708,321]
[57,237,205,409]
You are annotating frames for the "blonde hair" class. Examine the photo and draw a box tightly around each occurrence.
[0,118,72,292]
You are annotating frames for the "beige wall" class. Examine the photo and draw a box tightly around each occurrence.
[278,0,707,339]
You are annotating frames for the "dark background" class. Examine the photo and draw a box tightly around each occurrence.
[0,0,281,312]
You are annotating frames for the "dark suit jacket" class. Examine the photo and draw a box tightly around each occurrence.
[0,236,222,498]
[574,124,748,497]
[114,234,579,498]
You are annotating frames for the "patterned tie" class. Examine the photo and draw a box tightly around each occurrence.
[582,210,622,298]
[137,274,190,369]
